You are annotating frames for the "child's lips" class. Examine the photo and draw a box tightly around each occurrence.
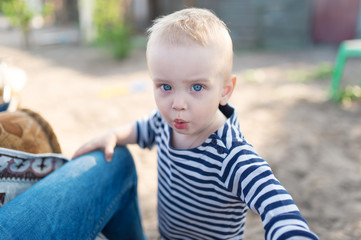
[174,119,188,129]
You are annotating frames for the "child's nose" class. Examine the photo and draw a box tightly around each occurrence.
[172,93,187,111]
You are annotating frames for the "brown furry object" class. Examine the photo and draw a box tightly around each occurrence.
[0,109,61,154]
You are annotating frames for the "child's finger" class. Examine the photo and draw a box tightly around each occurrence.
[104,146,114,162]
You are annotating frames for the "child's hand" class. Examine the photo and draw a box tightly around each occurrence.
[72,130,117,162]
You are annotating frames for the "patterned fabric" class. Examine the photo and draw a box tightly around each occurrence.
[0,108,64,207]
[0,147,68,207]
[136,105,319,240]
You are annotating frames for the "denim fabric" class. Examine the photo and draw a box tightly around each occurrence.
[0,146,146,240]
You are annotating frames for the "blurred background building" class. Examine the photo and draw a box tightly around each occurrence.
[137,0,361,49]
[1,0,361,50]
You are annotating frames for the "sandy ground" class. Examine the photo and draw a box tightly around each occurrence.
[1,29,361,239]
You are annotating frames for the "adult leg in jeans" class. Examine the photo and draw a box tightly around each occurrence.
[0,146,146,240]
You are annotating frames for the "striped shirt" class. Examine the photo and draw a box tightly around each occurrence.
[136,104,318,240]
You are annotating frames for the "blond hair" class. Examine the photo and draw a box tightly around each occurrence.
[147,8,233,79]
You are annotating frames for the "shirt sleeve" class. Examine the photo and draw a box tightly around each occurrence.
[135,109,160,149]
[226,145,319,240]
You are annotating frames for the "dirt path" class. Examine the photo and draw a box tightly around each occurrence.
[1,32,361,239]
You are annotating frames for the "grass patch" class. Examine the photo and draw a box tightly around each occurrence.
[288,62,334,83]
[332,85,361,104]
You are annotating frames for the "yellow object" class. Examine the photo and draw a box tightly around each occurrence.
[98,84,129,98]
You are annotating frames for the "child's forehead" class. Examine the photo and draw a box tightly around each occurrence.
[147,40,222,60]
[147,41,232,80]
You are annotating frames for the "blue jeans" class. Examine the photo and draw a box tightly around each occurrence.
[0,146,146,240]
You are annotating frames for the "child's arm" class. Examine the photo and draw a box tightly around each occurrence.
[72,123,137,162]
[235,160,319,239]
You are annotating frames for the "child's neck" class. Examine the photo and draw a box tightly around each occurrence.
[171,110,227,150]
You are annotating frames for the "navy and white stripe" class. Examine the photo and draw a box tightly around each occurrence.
[136,105,318,240]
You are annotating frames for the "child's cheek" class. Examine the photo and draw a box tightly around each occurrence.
[155,88,170,98]
[190,90,205,99]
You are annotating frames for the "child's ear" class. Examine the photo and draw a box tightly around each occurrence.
[220,75,236,106]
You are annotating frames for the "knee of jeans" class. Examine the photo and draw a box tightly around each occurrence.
[65,146,137,186]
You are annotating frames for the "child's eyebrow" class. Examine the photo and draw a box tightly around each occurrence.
[183,78,212,85]
[152,78,170,84]
[152,78,211,83]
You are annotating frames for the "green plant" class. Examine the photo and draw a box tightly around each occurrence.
[332,85,361,104]
[288,62,334,83]
[93,0,132,59]
[311,62,334,79]
[0,0,53,48]
[287,70,310,83]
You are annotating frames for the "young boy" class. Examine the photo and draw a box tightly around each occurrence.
[73,8,319,240]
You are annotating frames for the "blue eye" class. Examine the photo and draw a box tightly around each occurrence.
[161,84,172,91]
[191,84,203,92]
